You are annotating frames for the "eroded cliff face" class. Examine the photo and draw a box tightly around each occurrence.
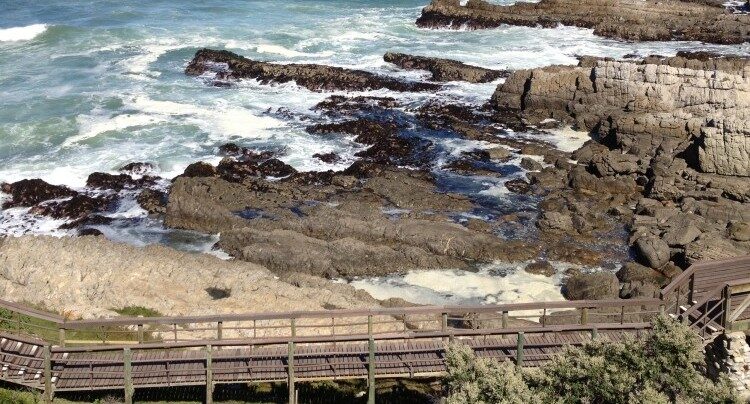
[490,53,750,282]
[493,55,750,177]
[0,235,379,321]
[416,0,750,45]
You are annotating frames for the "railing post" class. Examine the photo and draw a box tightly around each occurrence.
[217,321,223,340]
[58,328,66,347]
[591,327,598,340]
[205,345,214,404]
[288,341,295,404]
[137,324,144,344]
[124,348,133,404]
[368,315,374,336]
[688,273,695,305]
[43,345,52,404]
[368,337,376,404]
[441,313,448,333]
[675,287,682,315]
[502,311,508,329]
[516,332,525,368]
[290,318,296,338]
[722,285,733,330]
[580,308,589,325]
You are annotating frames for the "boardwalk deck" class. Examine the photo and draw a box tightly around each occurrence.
[0,256,747,402]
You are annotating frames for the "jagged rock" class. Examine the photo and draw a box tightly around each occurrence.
[86,172,155,191]
[563,272,620,300]
[504,178,531,194]
[728,222,750,242]
[118,162,155,176]
[416,0,750,44]
[29,194,112,220]
[186,49,440,92]
[616,262,665,285]
[181,162,218,178]
[635,235,671,269]
[137,189,168,215]
[492,55,750,176]
[536,211,574,234]
[0,179,77,209]
[662,222,702,247]
[520,157,543,171]
[313,152,341,164]
[684,234,747,264]
[383,52,508,83]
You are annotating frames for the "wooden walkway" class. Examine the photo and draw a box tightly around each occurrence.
[0,256,748,403]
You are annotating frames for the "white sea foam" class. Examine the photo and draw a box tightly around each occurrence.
[348,261,566,307]
[254,44,334,58]
[544,126,592,152]
[0,24,48,42]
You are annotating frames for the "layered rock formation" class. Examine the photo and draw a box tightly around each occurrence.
[186,49,440,92]
[492,53,750,283]
[416,0,750,44]
[384,52,508,83]
[0,235,379,321]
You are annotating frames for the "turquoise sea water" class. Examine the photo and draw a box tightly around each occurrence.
[1,0,749,302]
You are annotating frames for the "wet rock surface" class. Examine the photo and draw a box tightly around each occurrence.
[186,49,441,92]
[384,52,508,83]
[1,179,77,209]
[416,0,750,44]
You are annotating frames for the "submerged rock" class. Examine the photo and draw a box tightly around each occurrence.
[186,49,441,92]
[384,52,508,83]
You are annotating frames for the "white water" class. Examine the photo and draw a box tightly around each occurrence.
[0,24,48,42]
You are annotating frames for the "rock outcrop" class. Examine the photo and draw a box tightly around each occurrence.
[492,53,750,274]
[416,0,750,45]
[186,49,440,92]
[0,236,379,324]
[384,52,508,83]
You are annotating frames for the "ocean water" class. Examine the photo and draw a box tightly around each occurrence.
[2,0,749,304]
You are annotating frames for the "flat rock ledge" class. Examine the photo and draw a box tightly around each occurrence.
[186,48,440,92]
[0,235,380,324]
[384,52,509,83]
[416,0,750,45]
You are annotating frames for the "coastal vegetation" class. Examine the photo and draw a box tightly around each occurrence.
[444,316,738,404]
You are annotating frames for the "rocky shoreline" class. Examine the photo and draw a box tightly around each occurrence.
[1,46,750,316]
[416,0,750,44]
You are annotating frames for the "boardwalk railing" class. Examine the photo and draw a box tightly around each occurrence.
[0,298,662,347]
[0,256,749,404]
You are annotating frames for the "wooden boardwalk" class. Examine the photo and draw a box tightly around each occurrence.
[0,256,748,403]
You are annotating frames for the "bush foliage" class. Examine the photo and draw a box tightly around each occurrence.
[444,315,739,404]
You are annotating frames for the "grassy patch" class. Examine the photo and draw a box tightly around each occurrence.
[112,306,162,318]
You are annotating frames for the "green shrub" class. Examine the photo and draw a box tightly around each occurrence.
[444,315,739,404]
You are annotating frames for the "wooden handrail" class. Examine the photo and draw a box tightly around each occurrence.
[51,322,652,353]
[61,298,661,328]
[679,284,726,320]
[0,299,65,324]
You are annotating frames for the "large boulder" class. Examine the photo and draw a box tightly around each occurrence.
[635,235,671,269]
[1,179,77,209]
[563,272,620,300]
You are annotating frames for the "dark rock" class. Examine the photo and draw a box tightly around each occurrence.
[118,162,155,176]
[520,157,543,171]
[181,162,218,178]
[137,189,168,215]
[30,194,111,220]
[313,152,341,164]
[259,159,297,178]
[78,228,104,237]
[86,172,155,191]
[384,52,508,83]
[1,179,77,209]
[186,49,440,92]
[504,178,531,194]
[616,262,665,285]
